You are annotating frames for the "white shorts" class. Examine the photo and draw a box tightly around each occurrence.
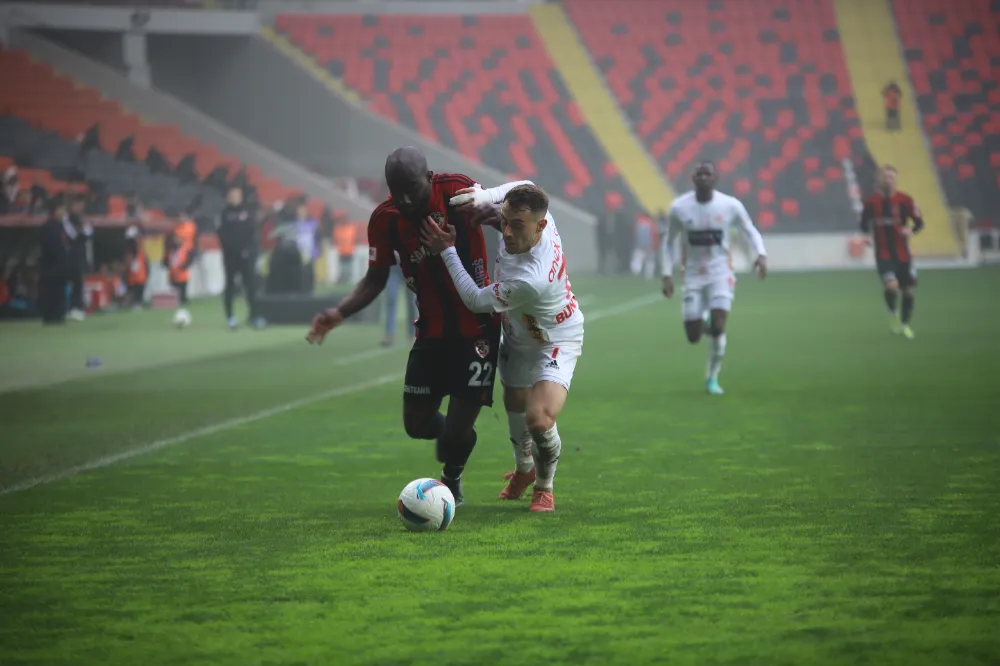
[499,340,582,391]
[682,274,735,321]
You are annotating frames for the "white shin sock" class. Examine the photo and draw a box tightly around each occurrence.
[531,425,562,490]
[707,333,727,381]
[507,412,535,474]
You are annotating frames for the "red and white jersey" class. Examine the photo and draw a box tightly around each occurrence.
[491,215,584,347]
[660,190,766,284]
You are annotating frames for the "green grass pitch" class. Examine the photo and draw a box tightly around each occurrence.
[1,269,998,665]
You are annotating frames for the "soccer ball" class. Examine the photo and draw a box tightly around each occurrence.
[173,308,192,329]
[397,478,456,532]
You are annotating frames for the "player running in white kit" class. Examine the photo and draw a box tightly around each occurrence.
[660,161,767,395]
[420,181,583,513]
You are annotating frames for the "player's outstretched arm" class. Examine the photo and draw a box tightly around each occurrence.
[420,218,534,314]
[449,180,535,230]
[306,266,389,345]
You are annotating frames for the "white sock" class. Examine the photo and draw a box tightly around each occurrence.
[707,333,727,381]
[507,412,535,474]
[531,425,561,491]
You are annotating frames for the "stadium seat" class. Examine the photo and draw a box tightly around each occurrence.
[274,13,641,216]
[563,0,869,231]
[892,0,1000,226]
[0,46,325,215]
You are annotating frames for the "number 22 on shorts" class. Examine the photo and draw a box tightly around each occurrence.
[468,361,493,387]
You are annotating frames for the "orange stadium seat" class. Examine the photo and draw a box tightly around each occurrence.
[274,12,641,215]
[0,46,329,213]
[564,0,870,231]
[892,0,1000,226]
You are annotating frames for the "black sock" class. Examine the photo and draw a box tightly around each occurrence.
[901,293,914,324]
[441,429,478,480]
[884,290,898,314]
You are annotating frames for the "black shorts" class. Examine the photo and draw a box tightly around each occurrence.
[876,259,917,288]
[404,334,500,407]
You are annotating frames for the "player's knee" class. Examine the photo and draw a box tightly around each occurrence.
[685,328,702,344]
[503,386,528,414]
[402,411,437,440]
[902,286,915,297]
[884,281,900,294]
[525,410,555,437]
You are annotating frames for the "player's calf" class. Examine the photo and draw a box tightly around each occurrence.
[705,308,728,395]
[900,285,916,338]
[525,381,567,498]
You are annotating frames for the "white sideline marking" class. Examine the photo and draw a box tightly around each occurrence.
[0,293,661,496]
[0,374,402,496]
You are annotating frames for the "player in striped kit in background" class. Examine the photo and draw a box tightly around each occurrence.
[860,165,924,339]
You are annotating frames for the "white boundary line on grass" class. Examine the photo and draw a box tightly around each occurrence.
[0,292,662,497]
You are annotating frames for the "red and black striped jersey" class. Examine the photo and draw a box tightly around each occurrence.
[368,173,498,339]
[860,190,924,262]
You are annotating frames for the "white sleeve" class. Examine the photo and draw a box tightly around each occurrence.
[733,199,766,257]
[658,209,683,277]
[440,247,536,313]
[485,180,535,205]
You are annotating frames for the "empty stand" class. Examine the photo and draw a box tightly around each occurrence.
[565,0,870,232]
[0,47,318,215]
[274,12,640,216]
[892,0,1000,226]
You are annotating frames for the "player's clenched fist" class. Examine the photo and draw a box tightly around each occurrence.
[661,276,675,298]
[306,307,344,345]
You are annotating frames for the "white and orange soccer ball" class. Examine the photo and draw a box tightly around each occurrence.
[397,478,456,532]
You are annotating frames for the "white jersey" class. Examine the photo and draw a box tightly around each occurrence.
[491,215,584,347]
[439,180,584,348]
[660,190,766,284]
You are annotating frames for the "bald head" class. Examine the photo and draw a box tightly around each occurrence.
[385,146,433,220]
[385,146,427,179]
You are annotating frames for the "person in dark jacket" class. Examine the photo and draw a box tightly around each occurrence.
[38,197,70,325]
[65,195,92,321]
[216,186,263,329]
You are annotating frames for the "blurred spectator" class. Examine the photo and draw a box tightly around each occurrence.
[77,124,101,159]
[615,206,632,275]
[332,213,358,284]
[65,195,93,321]
[115,136,136,163]
[292,202,322,294]
[1,166,19,215]
[175,153,198,184]
[216,186,263,329]
[597,202,617,274]
[630,211,658,279]
[125,191,146,222]
[883,81,902,131]
[164,208,197,317]
[265,226,305,295]
[145,146,170,174]
[123,225,148,309]
[38,197,70,325]
[7,189,33,215]
[30,179,49,215]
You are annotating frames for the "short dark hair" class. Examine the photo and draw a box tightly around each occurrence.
[503,183,548,214]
